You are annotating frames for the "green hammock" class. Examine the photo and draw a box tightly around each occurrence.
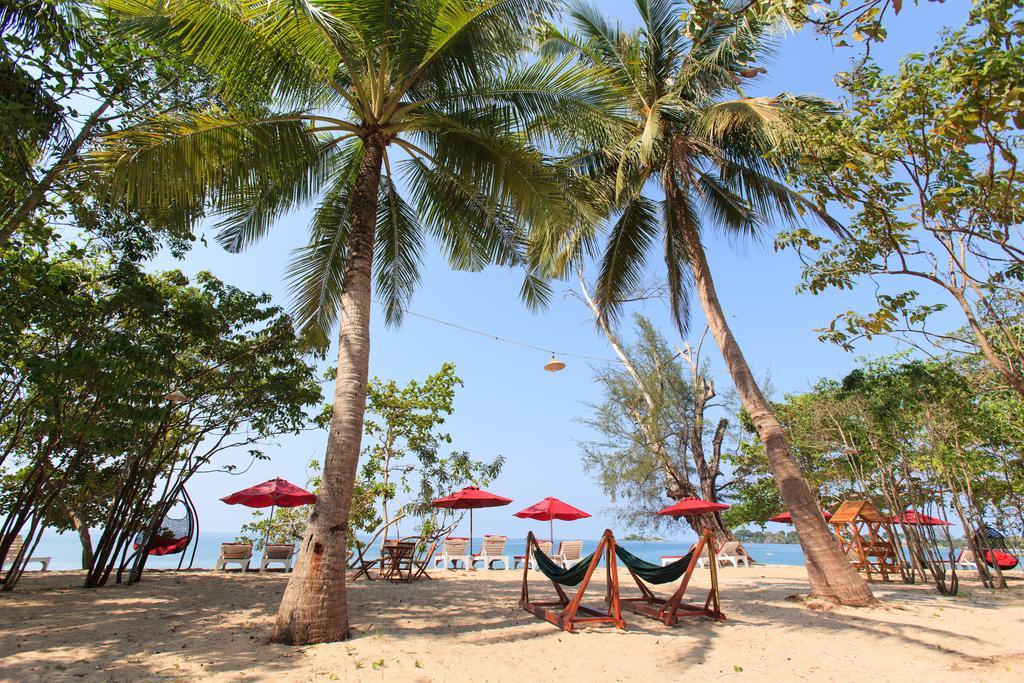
[615,545,695,585]
[533,547,596,586]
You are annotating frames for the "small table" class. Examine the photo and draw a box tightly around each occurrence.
[380,541,416,583]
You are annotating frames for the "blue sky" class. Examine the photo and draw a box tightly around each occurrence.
[152,1,971,540]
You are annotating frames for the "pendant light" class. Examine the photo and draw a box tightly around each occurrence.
[544,355,566,372]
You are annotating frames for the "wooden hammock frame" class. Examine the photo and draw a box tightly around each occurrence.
[830,500,902,581]
[618,529,725,625]
[519,529,625,633]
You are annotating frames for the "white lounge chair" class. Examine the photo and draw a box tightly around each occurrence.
[553,540,583,568]
[260,543,295,572]
[717,541,751,567]
[215,542,252,571]
[471,535,510,570]
[955,549,978,570]
[432,537,471,570]
[514,540,553,569]
[1,535,51,572]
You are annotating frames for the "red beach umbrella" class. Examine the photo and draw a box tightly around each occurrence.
[657,497,730,518]
[892,510,951,527]
[221,477,317,547]
[768,510,833,524]
[431,486,512,555]
[514,496,591,543]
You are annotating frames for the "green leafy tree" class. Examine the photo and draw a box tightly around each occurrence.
[577,313,735,543]
[534,0,872,605]
[1,0,214,246]
[89,0,607,644]
[0,244,321,588]
[780,0,1024,398]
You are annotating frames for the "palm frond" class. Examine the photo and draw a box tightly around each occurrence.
[594,194,661,323]
[285,157,361,348]
[89,109,328,232]
[661,190,695,335]
[100,0,343,108]
[374,175,425,326]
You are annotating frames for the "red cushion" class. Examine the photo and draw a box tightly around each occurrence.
[984,550,1019,570]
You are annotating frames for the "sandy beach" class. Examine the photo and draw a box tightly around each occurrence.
[1,565,1022,682]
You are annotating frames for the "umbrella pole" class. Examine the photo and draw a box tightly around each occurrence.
[550,518,554,545]
[264,503,275,550]
[469,509,474,570]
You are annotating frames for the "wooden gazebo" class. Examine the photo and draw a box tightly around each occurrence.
[829,500,902,581]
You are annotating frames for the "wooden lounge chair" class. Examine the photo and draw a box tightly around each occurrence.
[215,542,252,571]
[432,537,471,570]
[260,543,295,572]
[409,538,438,581]
[1,535,51,572]
[717,541,751,567]
[553,540,584,568]
[515,540,553,569]
[617,530,725,626]
[471,535,510,570]
[519,530,625,633]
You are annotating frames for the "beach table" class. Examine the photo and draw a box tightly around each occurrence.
[381,541,417,583]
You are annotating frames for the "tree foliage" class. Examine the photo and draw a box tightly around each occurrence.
[0,243,321,587]
[780,0,1024,397]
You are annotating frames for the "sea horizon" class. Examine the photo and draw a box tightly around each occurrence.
[26,530,807,571]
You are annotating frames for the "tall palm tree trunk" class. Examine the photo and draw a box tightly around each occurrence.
[272,135,386,645]
[668,182,874,606]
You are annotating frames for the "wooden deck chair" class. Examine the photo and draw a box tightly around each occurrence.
[615,530,724,626]
[519,530,625,633]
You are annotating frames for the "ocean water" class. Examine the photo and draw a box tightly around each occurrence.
[28,530,806,571]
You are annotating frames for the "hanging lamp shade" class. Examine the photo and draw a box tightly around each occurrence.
[164,390,188,403]
[544,356,566,372]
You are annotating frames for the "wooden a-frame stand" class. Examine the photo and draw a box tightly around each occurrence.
[519,529,626,633]
[618,529,725,625]
[830,500,902,582]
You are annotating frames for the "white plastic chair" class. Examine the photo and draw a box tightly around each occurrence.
[1,535,51,572]
[260,543,295,572]
[432,537,470,570]
[471,535,510,570]
[553,540,583,568]
[717,541,751,568]
[514,540,553,569]
[215,542,252,571]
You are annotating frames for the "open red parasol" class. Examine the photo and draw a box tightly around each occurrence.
[514,496,591,543]
[768,510,833,524]
[221,477,316,547]
[891,510,951,527]
[431,486,512,555]
[657,497,730,518]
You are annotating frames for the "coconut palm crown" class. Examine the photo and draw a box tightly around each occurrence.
[91,0,607,345]
[533,0,840,331]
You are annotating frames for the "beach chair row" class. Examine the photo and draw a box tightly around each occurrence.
[660,541,752,569]
[216,542,295,572]
[433,535,584,571]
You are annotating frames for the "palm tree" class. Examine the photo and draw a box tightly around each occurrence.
[92,0,606,643]
[535,0,874,606]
